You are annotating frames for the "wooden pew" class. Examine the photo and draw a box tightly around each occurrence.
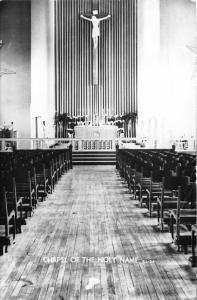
[0,173,25,233]
[190,224,197,267]
[170,187,196,253]
[35,164,48,201]
[137,177,152,208]
[127,165,136,193]
[158,176,190,231]
[0,187,16,254]
[15,170,35,217]
[132,170,143,200]
[5,177,24,233]
[44,159,56,193]
[146,171,172,217]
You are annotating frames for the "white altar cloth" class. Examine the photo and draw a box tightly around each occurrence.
[74,125,118,139]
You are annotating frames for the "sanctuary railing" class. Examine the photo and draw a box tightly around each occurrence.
[0,138,196,152]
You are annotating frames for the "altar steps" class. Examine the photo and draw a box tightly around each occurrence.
[72,151,116,165]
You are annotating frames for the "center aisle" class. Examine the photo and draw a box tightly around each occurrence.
[0,166,196,300]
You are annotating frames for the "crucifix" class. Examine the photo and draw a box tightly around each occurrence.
[80,10,111,85]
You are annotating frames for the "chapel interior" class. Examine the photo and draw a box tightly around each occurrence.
[0,0,196,299]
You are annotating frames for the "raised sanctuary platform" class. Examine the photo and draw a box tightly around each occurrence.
[74,125,118,139]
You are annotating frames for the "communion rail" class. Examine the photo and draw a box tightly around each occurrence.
[0,138,196,152]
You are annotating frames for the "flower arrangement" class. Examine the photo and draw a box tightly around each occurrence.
[55,113,87,124]
[108,112,137,123]
[0,123,14,137]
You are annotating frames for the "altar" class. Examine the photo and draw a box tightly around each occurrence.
[74,125,118,139]
[73,125,118,151]
[75,125,118,140]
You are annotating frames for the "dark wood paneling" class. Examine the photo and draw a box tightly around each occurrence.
[55,0,137,122]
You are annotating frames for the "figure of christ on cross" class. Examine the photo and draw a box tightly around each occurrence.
[80,10,111,49]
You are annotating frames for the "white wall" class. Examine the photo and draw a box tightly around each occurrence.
[0,0,56,140]
[0,1,31,138]
[137,0,196,146]
[160,0,196,139]
[31,0,55,138]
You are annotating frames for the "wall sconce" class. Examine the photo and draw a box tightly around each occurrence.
[0,68,16,77]
[0,40,16,77]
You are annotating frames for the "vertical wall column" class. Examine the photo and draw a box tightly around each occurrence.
[137,0,196,144]
[31,0,55,139]
[159,0,196,140]
[137,0,160,141]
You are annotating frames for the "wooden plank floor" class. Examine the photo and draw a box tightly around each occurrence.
[0,166,196,300]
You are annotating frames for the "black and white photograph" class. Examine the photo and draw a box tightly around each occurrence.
[0,0,196,299]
